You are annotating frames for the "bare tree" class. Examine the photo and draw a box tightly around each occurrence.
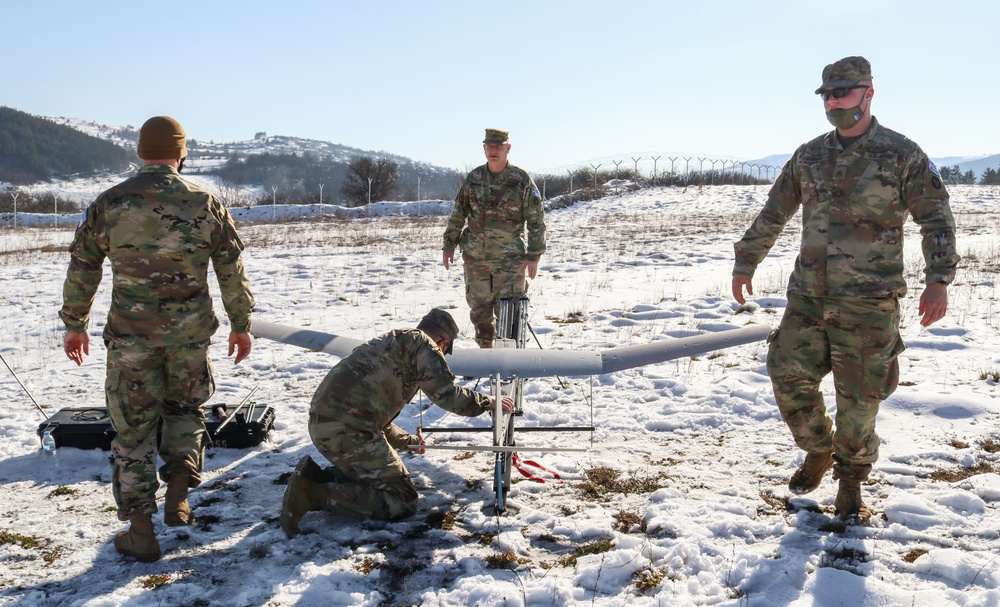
[215,176,251,209]
[452,163,475,194]
[341,156,398,207]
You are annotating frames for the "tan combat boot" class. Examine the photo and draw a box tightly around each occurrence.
[280,456,325,538]
[835,480,872,525]
[788,450,834,495]
[114,513,162,562]
[164,475,195,526]
[297,454,323,482]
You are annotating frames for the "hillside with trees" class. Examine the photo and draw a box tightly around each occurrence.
[0,107,132,184]
[206,144,461,206]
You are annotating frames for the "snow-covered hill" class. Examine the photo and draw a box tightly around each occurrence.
[43,116,456,176]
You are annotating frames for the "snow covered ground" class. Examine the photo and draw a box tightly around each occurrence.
[1,184,998,606]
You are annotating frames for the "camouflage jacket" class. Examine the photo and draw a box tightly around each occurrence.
[733,117,959,298]
[442,163,546,263]
[311,328,491,448]
[60,164,255,345]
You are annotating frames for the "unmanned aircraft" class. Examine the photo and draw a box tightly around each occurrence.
[251,299,770,513]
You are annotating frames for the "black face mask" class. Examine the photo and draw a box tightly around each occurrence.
[178,157,186,173]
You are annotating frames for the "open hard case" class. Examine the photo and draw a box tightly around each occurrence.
[36,403,275,451]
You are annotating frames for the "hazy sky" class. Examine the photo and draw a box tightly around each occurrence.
[4,0,996,171]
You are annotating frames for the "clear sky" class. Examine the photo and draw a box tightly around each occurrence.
[3,0,996,172]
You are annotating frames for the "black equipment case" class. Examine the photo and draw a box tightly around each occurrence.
[205,403,276,449]
[36,404,275,451]
[36,408,115,450]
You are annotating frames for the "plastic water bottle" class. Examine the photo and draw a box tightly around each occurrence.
[41,430,57,455]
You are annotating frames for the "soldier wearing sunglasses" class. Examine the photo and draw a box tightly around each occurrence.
[731,56,959,525]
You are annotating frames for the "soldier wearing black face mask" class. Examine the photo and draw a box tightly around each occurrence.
[731,56,959,526]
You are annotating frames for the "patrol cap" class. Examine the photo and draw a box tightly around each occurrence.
[815,56,873,94]
[137,116,188,160]
[483,128,509,145]
[417,308,459,354]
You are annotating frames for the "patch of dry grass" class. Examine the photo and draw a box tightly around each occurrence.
[929,461,998,482]
[577,466,666,500]
[558,539,613,567]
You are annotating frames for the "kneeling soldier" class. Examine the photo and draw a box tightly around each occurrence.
[280,308,511,536]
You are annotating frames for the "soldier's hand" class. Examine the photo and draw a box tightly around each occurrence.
[502,396,515,413]
[491,396,515,414]
[228,332,253,364]
[919,281,948,327]
[732,274,753,305]
[443,250,454,270]
[64,331,90,366]
[525,260,538,280]
[413,425,426,455]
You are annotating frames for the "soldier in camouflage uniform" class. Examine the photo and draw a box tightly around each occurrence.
[60,116,255,561]
[280,308,512,536]
[443,129,546,347]
[732,57,959,524]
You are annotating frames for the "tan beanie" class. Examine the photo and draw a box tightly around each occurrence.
[137,116,187,160]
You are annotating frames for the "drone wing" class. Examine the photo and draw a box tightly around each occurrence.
[251,321,771,377]
[251,321,364,357]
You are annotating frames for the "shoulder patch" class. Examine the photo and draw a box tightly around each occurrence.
[77,205,95,228]
[928,160,943,189]
[531,187,541,198]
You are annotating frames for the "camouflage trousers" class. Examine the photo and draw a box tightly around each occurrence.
[105,339,214,521]
[462,254,527,347]
[767,293,905,479]
[308,410,419,520]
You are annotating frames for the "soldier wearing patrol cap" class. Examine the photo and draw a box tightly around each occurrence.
[280,308,513,535]
[442,128,547,348]
[731,56,959,524]
[60,115,256,562]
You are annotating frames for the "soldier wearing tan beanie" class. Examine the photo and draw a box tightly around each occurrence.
[61,113,255,562]
[137,115,187,161]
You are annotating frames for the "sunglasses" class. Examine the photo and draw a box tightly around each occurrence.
[819,85,869,101]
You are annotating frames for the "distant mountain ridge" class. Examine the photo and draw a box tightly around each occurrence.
[932,154,1000,180]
